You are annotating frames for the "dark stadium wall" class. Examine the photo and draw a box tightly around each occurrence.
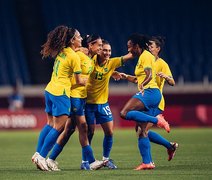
[1,0,211,85]
[14,0,53,84]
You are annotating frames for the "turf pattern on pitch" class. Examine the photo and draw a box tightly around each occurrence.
[0,128,212,180]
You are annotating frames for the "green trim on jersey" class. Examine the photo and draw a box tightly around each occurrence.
[144,67,152,70]
[74,71,82,74]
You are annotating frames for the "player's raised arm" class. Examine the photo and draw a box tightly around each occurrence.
[112,71,137,84]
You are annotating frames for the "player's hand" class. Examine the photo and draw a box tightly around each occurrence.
[157,72,167,79]
[112,71,122,81]
[139,84,144,95]
[119,73,128,79]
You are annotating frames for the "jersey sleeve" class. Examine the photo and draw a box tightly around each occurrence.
[162,62,173,77]
[141,53,152,70]
[110,57,122,70]
[70,53,82,74]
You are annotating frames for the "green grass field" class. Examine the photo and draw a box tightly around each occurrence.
[0,128,212,180]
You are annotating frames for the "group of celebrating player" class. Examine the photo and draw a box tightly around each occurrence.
[31,25,178,171]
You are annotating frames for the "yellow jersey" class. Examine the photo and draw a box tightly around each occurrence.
[155,58,173,111]
[70,51,93,98]
[135,50,158,90]
[86,56,122,104]
[45,47,82,97]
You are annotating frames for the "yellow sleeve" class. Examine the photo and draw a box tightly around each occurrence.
[68,53,82,74]
[110,57,122,70]
[142,52,153,70]
[162,62,173,77]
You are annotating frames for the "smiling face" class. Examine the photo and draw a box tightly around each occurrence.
[148,40,160,57]
[88,38,103,56]
[72,30,82,48]
[100,43,111,60]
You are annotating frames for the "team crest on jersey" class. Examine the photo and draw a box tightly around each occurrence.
[73,107,77,112]
[104,68,108,72]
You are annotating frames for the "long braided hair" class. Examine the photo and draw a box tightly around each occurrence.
[41,25,76,59]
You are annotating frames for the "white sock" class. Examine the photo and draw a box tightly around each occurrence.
[82,160,88,163]
[102,157,109,161]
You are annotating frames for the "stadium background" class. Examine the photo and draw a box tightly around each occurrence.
[0,0,212,129]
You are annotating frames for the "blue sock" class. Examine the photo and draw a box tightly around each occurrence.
[82,145,95,164]
[126,111,158,124]
[49,143,63,160]
[138,137,151,164]
[82,149,86,162]
[103,135,113,158]
[39,128,60,158]
[149,142,153,163]
[36,124,52,153]
[148,131,172,149]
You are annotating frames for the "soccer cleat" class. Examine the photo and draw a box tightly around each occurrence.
[134,163,155,170]
[31,152,42,170]
[151,162,156,168]
[80,161,91,170]
[104,159,117,169]
[90,160,107,170]
[46,158,61,171]
[156,114,170,133]
[34,154,49,171]
[31,152,39,164]
[167,142,179,161]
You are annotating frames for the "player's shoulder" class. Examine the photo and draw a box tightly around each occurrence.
[76,50,86,57]
[141,50,154,60]
[144,50,154,56]
[66,49,80,61]
[157,58,168,66]
[76,51,90,61]
[109,57,121,61]
[60,47,76,60]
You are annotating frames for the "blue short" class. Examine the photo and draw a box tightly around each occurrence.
[71,97,86,116]
[45,91,71,116]
[143,107,163,117]
[85,102,113,125]
[133,88,161,110]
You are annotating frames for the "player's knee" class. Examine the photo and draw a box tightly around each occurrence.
[80,122,88,134]
[104,129,113,136]
[64,123,76,136]
[88,125,95,135]
[137,127,148,138]
[120,109,127,119]
[69,127,76,136]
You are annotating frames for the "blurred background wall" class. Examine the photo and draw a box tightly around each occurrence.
[0,0,212,128]
[1,0,212,85]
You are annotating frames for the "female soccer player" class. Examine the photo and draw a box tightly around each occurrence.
[85,40,133,169]
[31,25,87,171]
[117,36,178,164]
[42,34,106,171]
[120,33,170,170]
[146,36,178,161]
